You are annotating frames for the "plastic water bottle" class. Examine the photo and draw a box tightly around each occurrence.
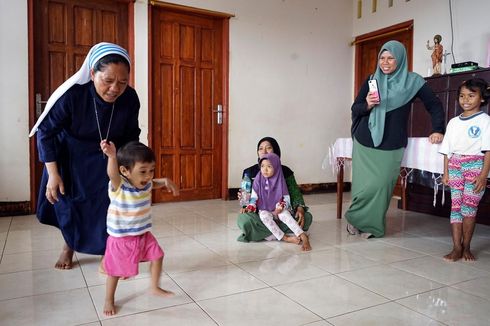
[239,173,252,207]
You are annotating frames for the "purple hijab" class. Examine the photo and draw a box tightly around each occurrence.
[253,153,289,211]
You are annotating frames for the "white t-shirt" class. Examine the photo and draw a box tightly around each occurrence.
[439,111,490,158]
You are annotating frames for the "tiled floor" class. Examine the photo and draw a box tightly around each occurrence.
[1,193,490,325]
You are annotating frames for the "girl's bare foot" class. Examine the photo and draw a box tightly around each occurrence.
[55,244,74,269]
[299,233,311,251]
[103,299,116,316]
[282,235,300,244]
[443,248,463,262]
[463,249,476,261]
[150,287,175,297]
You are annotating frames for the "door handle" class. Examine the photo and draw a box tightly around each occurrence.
[36,93,48,118]
[213,104,223,125]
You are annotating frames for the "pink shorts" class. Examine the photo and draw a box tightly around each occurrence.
[104,232,164,277]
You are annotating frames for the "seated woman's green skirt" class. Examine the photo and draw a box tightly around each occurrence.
[237,211,313,242]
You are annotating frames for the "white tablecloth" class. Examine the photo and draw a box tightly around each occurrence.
[329,137,443,174]
[327,137,445,206]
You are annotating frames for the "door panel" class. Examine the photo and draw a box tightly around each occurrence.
[30,0,130,212]
[151,8,225,202]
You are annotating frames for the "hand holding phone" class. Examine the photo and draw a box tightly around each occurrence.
[368,79,380,100]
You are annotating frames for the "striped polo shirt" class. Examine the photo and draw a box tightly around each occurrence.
[106,177,152,237]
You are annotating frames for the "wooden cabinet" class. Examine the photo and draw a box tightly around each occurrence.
[406,68,490,224]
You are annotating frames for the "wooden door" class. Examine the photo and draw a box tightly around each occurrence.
[354,20,413,95]
[29,0,131,212]
[150,7,228,203]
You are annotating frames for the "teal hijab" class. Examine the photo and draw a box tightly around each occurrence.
[368,40,426,147]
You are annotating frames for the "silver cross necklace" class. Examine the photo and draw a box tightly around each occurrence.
[93,97,115,157]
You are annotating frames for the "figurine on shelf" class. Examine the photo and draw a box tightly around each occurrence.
[427,34,443,75]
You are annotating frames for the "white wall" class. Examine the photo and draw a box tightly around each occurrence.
[135,0,354,188]
[0,0,29,201]
[2,0,490,202]
[353,0,490,77]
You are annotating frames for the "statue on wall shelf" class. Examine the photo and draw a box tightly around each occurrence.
[426,34,443,75]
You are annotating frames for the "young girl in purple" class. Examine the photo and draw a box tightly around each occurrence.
[246,153,311,251]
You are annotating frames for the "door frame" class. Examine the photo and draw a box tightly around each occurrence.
[148,1,233,200]
[27,0,135,213]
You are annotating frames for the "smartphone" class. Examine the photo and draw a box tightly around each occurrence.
[368,79,380,100]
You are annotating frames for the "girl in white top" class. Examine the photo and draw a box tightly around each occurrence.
[439,78,490,262]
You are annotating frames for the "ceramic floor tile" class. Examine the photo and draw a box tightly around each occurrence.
[274,274,388,318]
[76,252,111,287]
[0,267,86,300]
[197,287,321,326]
[390,255,490,285]
[327,302,444,326]
[89,275,192,320]
[451,276,490,301]
[171,264,267,300]
[397,286,490,326]
[459,251,490,272]
[100,303,217,326]
[304,321,333,326]
[2,194,490,325]
[264,236,334,254]
[468,235,490,254]
[0,249,79,274]
[0,288,99,326]
[148,219,186,238]
[8,214,42,229]
[0,216,12,232]
[0,231,7,255]
[238,253,330,286]
[4,229,66,254]
[308,247,380,274]
[337,265,444,300]
[157,235,231,274]
[381,234,452,256]
[338,240,426,263]
[194,230,290,264]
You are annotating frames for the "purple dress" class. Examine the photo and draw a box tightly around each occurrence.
[36,81,140,255]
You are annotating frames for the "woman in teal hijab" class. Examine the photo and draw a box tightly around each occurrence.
[346,40,445,238]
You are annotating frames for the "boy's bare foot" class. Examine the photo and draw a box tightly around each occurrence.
[463,249,476,261]
[443,248,463,262]
[282,235,301,244]
[150,287,175,297]
[55,244,74,269]
[103,299,116,316]
[299,233,311,251]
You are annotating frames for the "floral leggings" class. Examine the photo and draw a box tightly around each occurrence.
[447,154,484,223]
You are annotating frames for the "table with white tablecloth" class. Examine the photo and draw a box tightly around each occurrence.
[328,137,445,219]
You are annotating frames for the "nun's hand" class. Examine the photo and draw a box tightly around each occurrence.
[46,172,64,204]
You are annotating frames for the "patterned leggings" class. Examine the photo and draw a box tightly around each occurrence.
[448,154,484,223]
[259,209,303,240]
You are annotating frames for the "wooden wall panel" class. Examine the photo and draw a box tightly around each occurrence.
[180,66,196,148]
[161,64,174,147]
[201,68,213,148]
